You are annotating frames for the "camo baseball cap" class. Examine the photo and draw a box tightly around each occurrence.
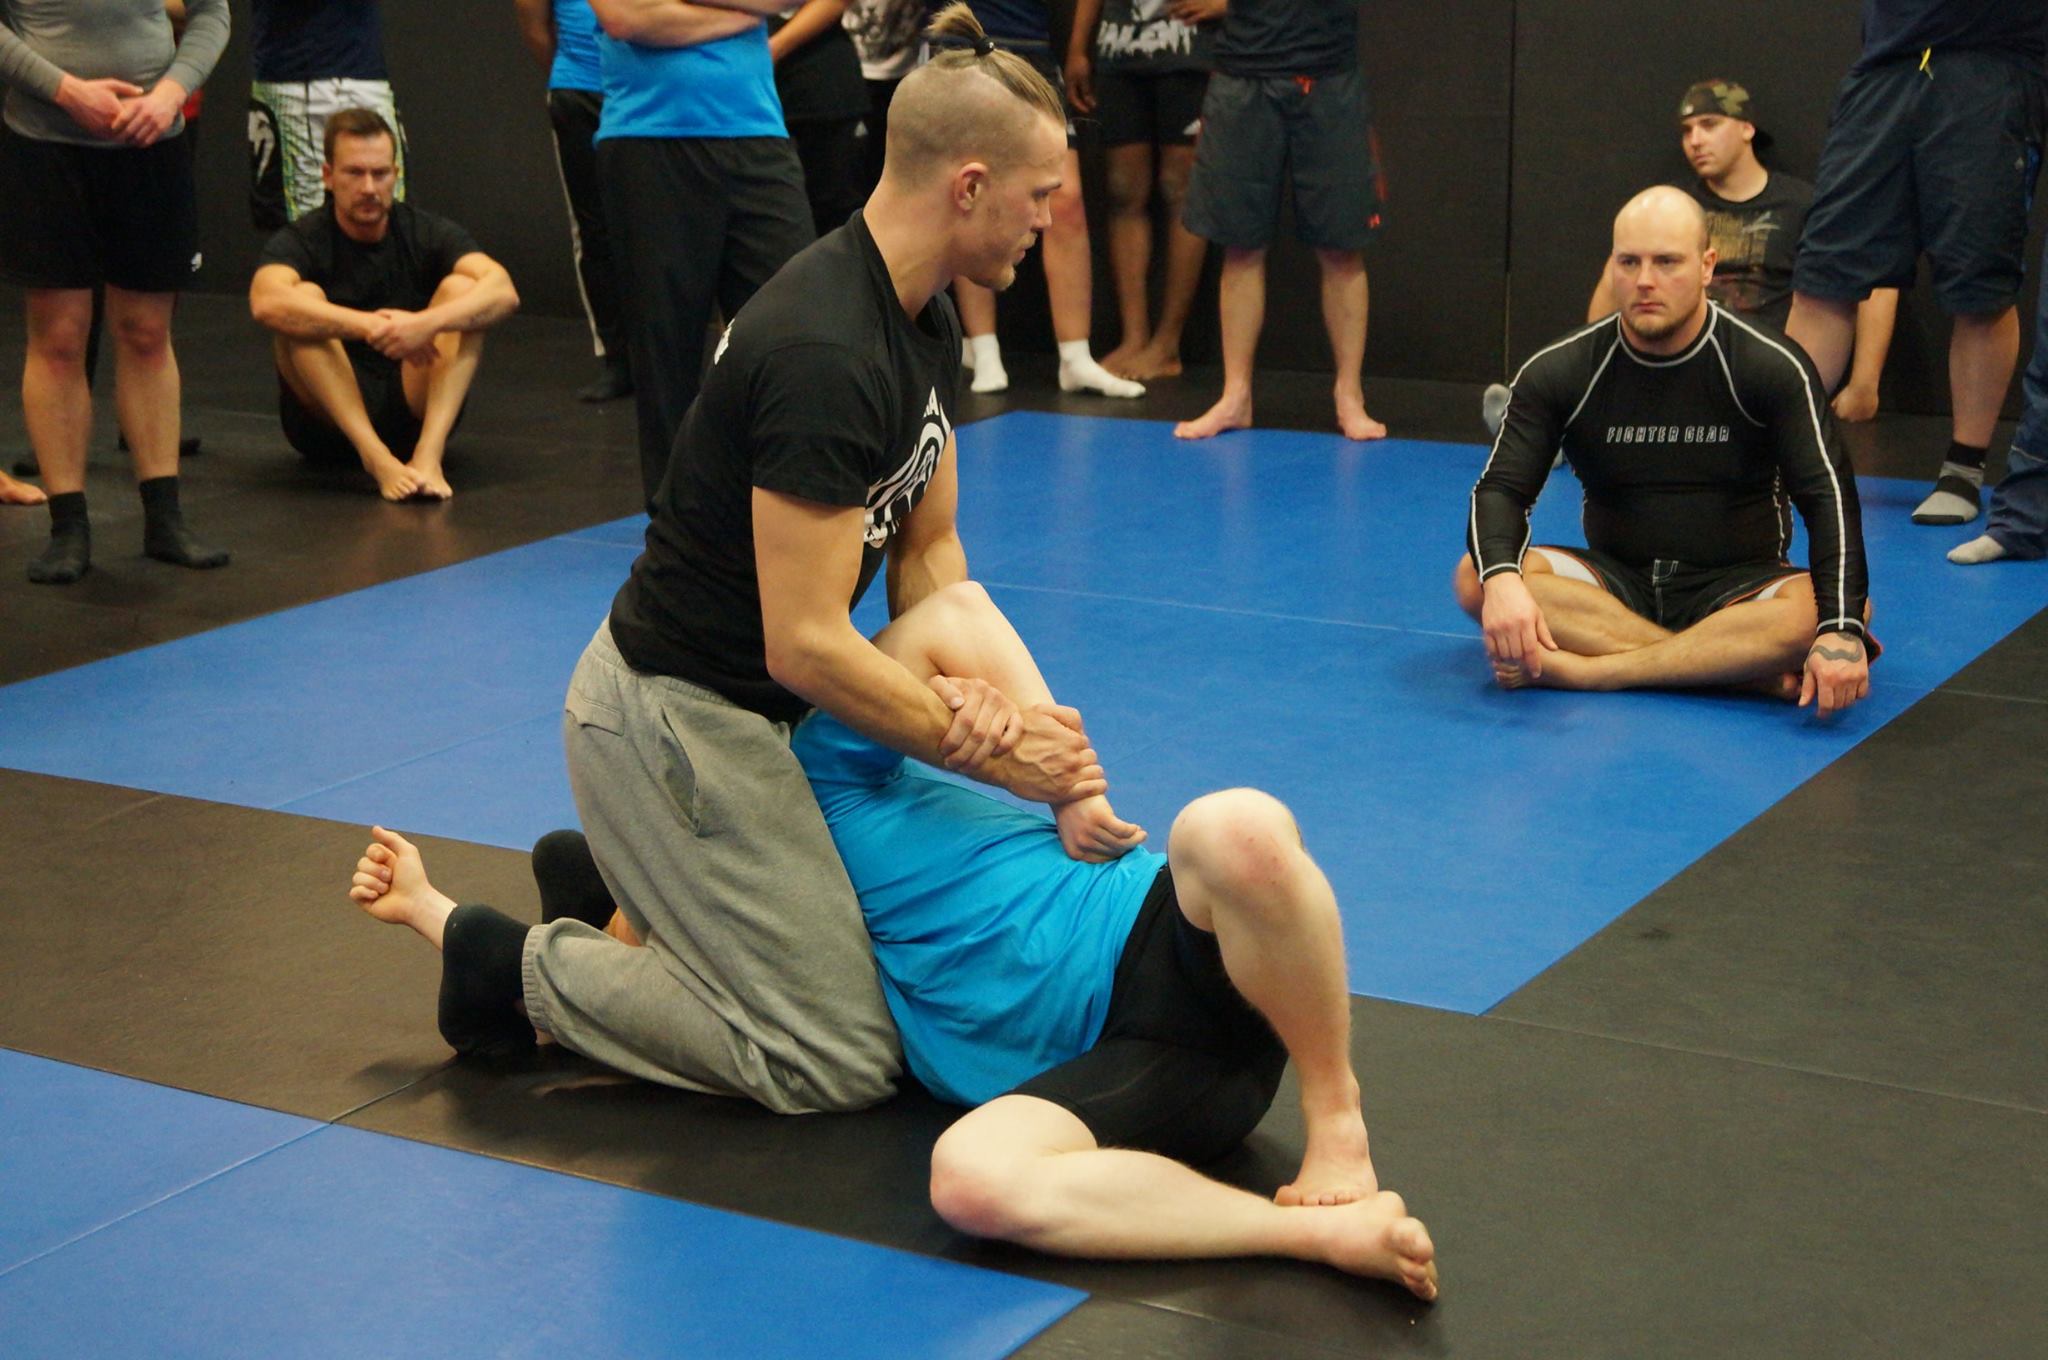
[1678,79,1771,147]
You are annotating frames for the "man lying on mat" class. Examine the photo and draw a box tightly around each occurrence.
[343,580,1438,1299]
[1454,186,1875,717]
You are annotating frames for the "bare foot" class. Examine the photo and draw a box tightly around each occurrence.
[369,456,423,501]
[348,825,458,948]
[1494,647,1603,691]
[1315,1192,1439,1301]
[1099,341,1147,377]
[0,470,46,506]
[1117,343,1183,381]
[408,461,453,500]
[1174,392,1252,440]
[1335,389,1388,441]
[1277,1110,1377,1206]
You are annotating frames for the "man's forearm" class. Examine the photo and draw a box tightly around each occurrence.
[422,270,521,333]
[512,0,557,66]
[588,0,761,46]
[1845,289,1899,390]
[887,530,969,618]
[773,618,967,770]
[253,287,374,342]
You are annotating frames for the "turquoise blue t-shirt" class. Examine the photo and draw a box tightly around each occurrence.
[792,712,1163,1106]
[595,27,786,141]
[549,0,604,92]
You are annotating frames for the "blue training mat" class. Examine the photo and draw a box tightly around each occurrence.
[2,412,2042,1011]
[0,1055,1082,1360]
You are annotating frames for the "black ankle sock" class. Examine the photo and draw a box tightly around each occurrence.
[532,830,615,929]
[28,492,90,584]
[139,476,230,569]
[438,904,538,1061]
[1945,440,1989,473]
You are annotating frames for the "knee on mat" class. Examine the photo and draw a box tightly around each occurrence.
[929,1126,1041,1240]
[1171,788,1300,899]
[1452,555,1485,616]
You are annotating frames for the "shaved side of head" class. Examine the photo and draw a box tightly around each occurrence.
[883,3,1066,185]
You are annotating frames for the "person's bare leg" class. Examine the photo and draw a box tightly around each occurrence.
[1532,578,1817,694]
[1169,789,1373,1206]
[1099,141,1157,375]
[1121,144,1204,381]
[103,287,180,483]
[348,825,460,949]
[871,579,1057,704]
[22,288,95,496]
[929,1095,1437,1296]
[1318,249,1384,441]
[398,273,486,499]
[0,469,44,505]
[273,283,420,499]
[1784,292,1857,392]
[1950,307,2020,448]
[1046,154,1144,398]
[1451,553,1669,687]
[1175,246,1263,439]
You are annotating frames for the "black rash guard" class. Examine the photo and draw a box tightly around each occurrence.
[1468,304,1869,642]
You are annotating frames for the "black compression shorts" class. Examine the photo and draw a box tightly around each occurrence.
[1009,869,1287,1165]
[1532,546,1807,632]
[1094,69,1209,148]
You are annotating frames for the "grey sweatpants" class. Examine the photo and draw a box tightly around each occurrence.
[521,622,902,1114]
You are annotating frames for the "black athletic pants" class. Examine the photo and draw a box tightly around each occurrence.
[597,135,815,504]
[546,89,627,363]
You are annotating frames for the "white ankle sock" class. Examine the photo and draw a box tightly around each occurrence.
[967,334,1008,393]
[1057,341,1144,398]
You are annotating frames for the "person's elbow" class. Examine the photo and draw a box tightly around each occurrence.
[761,619,837,701]
[248,284,285,332]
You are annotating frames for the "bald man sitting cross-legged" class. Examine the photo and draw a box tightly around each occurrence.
[1454,186,1876,717]
[249,107,518,500]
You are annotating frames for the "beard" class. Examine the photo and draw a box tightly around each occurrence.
[1622,301,1694,344]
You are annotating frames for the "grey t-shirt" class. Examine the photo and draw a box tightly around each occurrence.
[0,0,229,145]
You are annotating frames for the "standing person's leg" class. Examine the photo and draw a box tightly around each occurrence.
[1955,238,2048,563]
[1042,149,1143,398]
[103,287,228,569]
[713,136,818,344]
[395,275,488,500]
[1176,74,1280,440]
[21,288,97,582]
[1129,138,1207,381]
[1292,70,1386,440]
[529,624,903,1113]
[600,137,733,507]
[956,278,1008,393]
[1096,138,1157,375]
[548,88,633,402]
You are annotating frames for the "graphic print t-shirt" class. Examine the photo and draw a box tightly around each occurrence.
[608,214,963,724]
[1687,173,1811,330]
[1094,0,1215,75]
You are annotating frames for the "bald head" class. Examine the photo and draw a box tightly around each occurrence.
[1604,186,1716,350]
[1613,185,1710,254]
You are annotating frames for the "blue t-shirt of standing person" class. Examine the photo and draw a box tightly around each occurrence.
[595,26,786,141]
[549,0,604,92]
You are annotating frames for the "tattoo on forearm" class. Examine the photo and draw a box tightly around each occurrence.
[1811,644,1862,663]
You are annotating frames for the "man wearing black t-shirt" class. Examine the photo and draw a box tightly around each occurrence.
[1456,188,1874,718]
[249,109,518,499]
[1584,81,1898,424]
[1786,0,2047,527]
[387,15,1107,1115]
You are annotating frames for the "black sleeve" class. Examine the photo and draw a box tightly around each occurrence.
[1468,345,1575,579]
[255,222,317,277]
[1748,329,1869,640]
[748,341,892,508]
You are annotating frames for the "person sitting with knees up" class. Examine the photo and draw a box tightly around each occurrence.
[248,108,518,501]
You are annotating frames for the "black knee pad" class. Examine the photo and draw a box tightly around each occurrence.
[438,904,536,1062]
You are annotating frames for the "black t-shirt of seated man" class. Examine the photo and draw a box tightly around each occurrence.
[1215,0,1361,79]
[257,200,480,375]
[607,213,964,726]
[1686,172,1812,331]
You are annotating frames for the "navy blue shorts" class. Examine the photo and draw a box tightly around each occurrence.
[1794,51,2046,315]
[1183,69,1385,251]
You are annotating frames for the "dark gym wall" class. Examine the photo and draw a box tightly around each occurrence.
[185,1,2036,410]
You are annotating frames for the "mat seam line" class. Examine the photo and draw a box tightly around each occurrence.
[264,708,563,813]
[1476,1010,2047,1115]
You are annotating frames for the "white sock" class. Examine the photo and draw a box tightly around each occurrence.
[967,334,1008,393]
[1481,382,1511,436]
[1947,534,2009,565]
[1057,341,1145,398]
[961,337,975,370]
